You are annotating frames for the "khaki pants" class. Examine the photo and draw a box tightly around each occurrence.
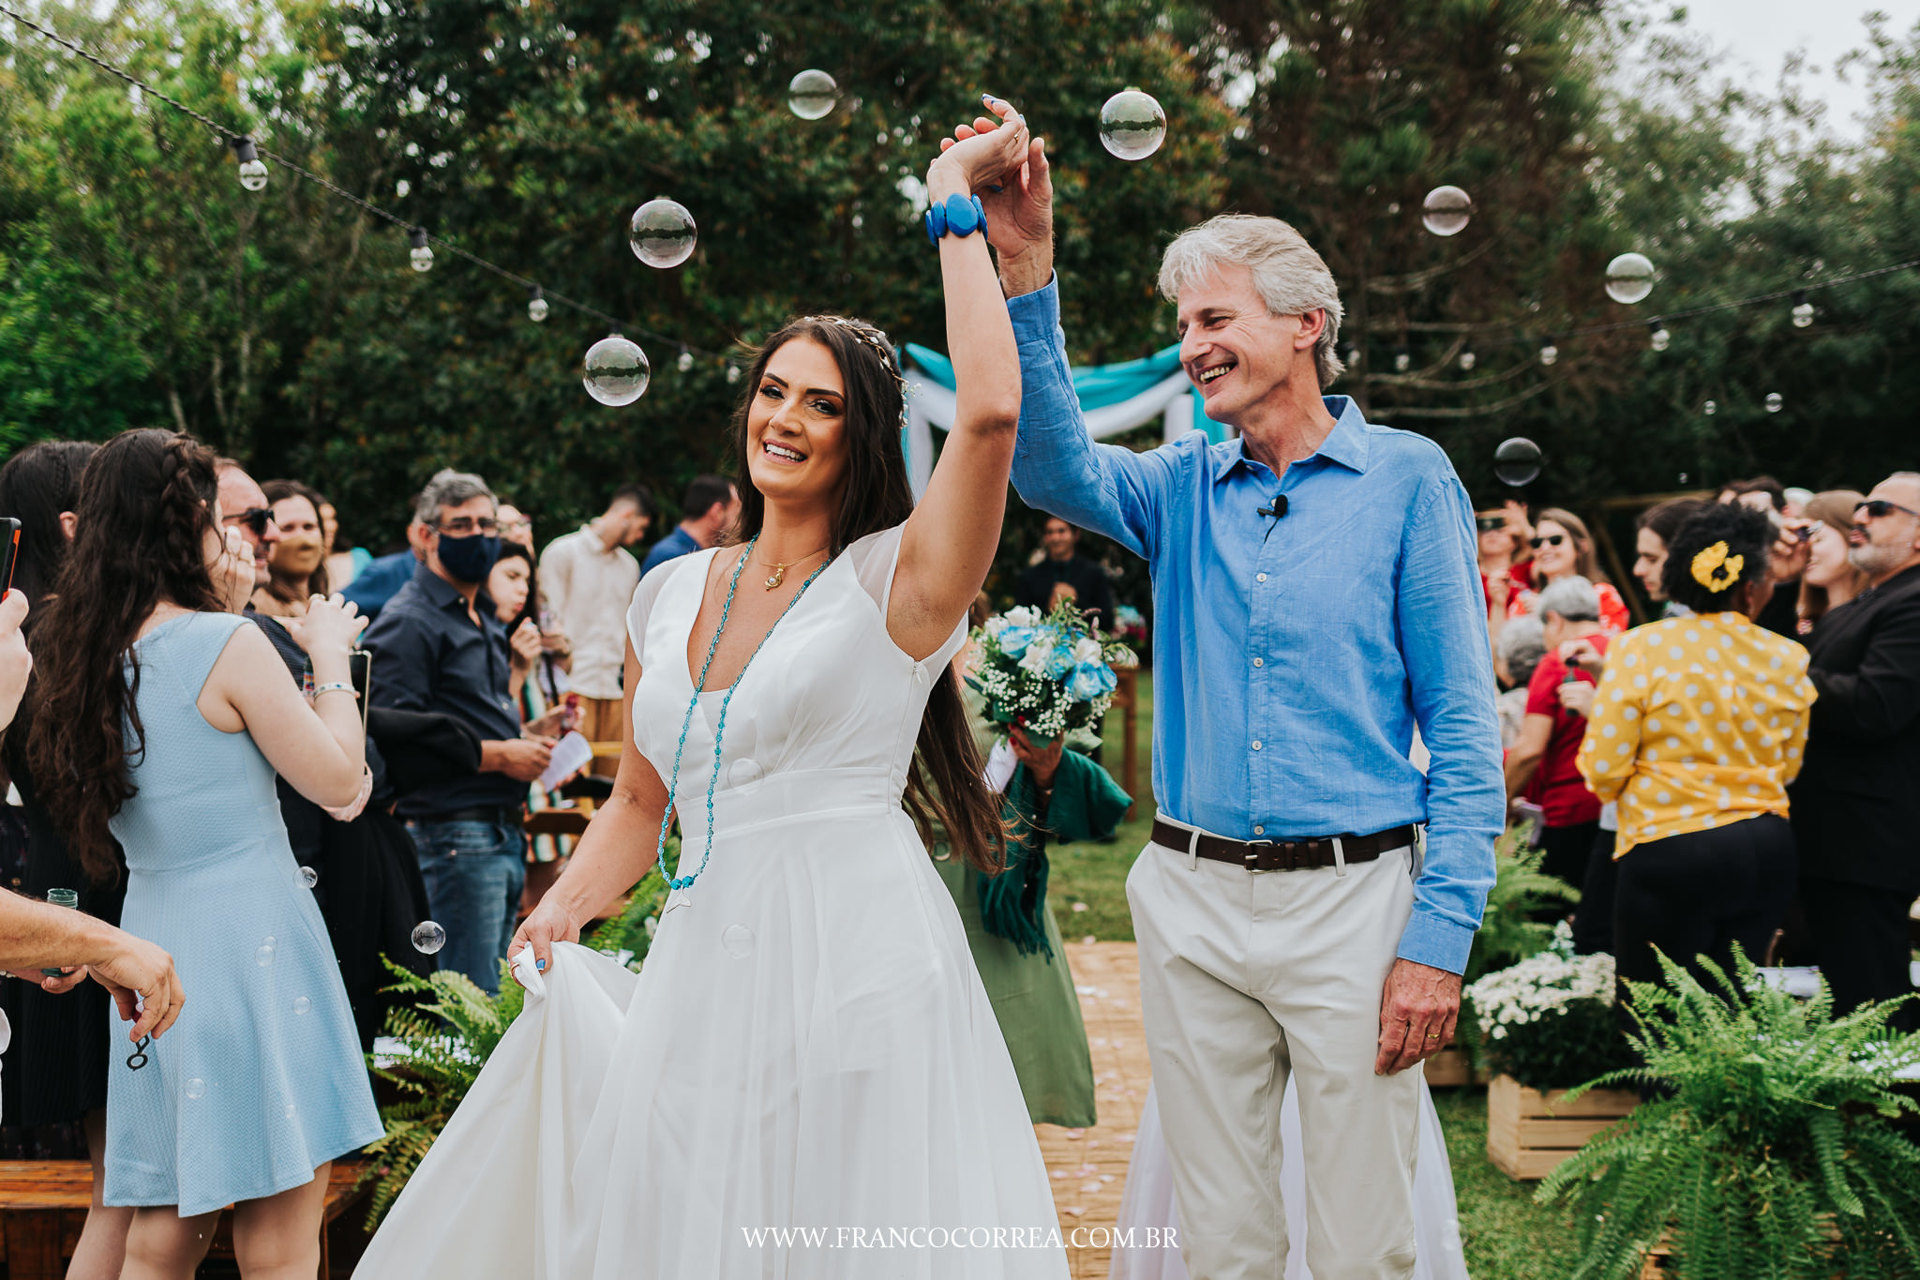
[577,696,625,777]
[1127,819,1422,1280]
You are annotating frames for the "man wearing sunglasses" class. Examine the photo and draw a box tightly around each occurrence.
[216,459,283,608]
[1787,472,1920,1031]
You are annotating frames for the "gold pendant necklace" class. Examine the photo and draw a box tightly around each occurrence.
[757,546,828,592]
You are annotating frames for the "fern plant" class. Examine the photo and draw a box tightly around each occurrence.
[1463,829,1582,986]
[1535,945,1920,1280]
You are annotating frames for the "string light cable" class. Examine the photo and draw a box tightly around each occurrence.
[0,0,732,367]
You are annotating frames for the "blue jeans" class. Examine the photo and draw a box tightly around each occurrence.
[406,817,526,995]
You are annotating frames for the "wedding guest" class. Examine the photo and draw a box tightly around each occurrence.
[1505,576,1610,890]
[1794,489,1869,635]
[0,440,139,1278]
[1717,478,1801,636]
[317,499,370,591]
[251,480,330,619]
[1522,508,1629,632]
[26,428,382,1279]
[1632,497,1708,617]
[1493,614,1547,750]
[1478,500,1534,649]
[214,460,281,609]
[496,503,535,552]
[487,543,545,701]
[1787,473,1920,1028]
[1014,516,1117,628]
[1577,504,1814,1011]
[640,474,738,573]
[539,487,652,772]
[993,185,1501,1273]
[361,469,552,993]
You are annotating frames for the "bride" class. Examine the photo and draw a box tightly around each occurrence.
[353,101,1067,1279]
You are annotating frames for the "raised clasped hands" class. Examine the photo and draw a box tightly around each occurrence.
[934,96,1053,274]
[215,527,257,613]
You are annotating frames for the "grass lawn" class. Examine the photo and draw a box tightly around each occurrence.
[1047,671,1589,1280]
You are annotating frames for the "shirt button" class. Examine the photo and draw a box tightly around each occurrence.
[1254,825,1265,835]
[1253,657,1264,668]
[1252,740,1263,751]
[1256,573,1269,583]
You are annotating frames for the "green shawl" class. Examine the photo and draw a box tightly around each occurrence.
[976,749,1132,960]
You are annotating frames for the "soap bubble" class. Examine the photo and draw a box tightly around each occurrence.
[1099,89,1166,161]
[184,1078,206,1100]
[1494,437,1542,487]
[629,198,697,269]
[1421,186,1472,237]
[788,69,839,120]
[583,336,651,407]
[1605,252,1655,305]
[285,1102,298,1119]
[298,866,318,889]
[722,923,756,958]
[292,996,311,1016]
[1765,392,1783,413]
[1704,400,1718,416]
[411,920,447,955]
[255,943,275,967]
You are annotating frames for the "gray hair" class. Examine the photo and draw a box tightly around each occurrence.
[1158,214,1346,389]
[1535,574,1601,624]
[412,467,496,527]
[1496,615,1549,688]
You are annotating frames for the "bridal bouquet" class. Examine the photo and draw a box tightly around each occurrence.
[966,600,1136,746]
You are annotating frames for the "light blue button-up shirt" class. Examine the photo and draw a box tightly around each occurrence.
[1008,281,1503,973]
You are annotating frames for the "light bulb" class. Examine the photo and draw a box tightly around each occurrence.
[527,286,548,323]
[1459,348,1477,372]
[1538,339,1559,367]
[1649,323,1670,352]
[725,364,742,385]
[408,228,433,273]
[1393,349,1411,373]
[676,348,695,373]
[1791,292,1814,328]
[232,137,267,192]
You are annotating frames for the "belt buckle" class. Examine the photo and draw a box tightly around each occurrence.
[1243,840,1274,872]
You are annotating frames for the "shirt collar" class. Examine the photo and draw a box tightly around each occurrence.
[412,562,496,618]
[1211,396,1372,483]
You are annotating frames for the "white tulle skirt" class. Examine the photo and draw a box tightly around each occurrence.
[1107,1080,1469,1280]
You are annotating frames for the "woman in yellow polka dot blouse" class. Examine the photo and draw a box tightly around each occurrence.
[1576,503,1816,1003]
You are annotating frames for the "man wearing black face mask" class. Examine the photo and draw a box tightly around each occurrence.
[362,469,554,993]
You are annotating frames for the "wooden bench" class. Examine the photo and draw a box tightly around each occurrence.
[0,1161,366,1279]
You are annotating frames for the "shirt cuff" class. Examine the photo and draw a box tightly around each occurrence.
[1396,907,1476,975]
[1006,274,1061,342]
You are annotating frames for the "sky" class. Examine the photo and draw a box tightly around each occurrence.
[1679,0,1920,139]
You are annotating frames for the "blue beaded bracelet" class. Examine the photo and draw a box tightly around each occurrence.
[925,193,989,246]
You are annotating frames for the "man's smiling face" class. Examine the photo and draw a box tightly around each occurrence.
[1175,263,1320,427]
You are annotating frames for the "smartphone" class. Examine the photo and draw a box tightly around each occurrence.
[0,517,21,597]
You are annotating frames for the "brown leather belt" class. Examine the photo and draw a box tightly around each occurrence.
[1151,818,1417,873]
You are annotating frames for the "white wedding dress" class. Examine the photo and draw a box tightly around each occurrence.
[354,526,1068,1278]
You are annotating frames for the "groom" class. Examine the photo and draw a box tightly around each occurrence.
[972,129,1502,1278]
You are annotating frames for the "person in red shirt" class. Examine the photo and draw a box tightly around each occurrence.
[1504,576,1611,891]
[1522,508,1630,633]
[1478,501,1534,632]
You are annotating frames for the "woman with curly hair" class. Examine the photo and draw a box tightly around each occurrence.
[1576,503,1816,1004]
[26,429,383,1280]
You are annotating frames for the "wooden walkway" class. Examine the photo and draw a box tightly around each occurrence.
[1037,941,1152,1280]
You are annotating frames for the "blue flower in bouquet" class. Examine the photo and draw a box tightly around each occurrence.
[1068,661,1118,701]
[998,626,1039,658]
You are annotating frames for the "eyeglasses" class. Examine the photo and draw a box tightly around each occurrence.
[1475,516,1508,533]
[223,507,276,537]
[435,517,500,537]
[1855,499,1920,522]
[1529,533,1567,549]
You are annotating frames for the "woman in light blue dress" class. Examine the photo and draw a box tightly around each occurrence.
[25,429,383,1280]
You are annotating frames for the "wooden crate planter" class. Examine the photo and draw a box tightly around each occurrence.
[1422,1046,1485,1088]
[1486,1073,1638,1180]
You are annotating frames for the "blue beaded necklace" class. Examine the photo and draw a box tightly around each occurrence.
[655,534,833,915]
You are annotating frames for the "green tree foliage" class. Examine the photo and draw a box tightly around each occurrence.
[2,0,1918,550]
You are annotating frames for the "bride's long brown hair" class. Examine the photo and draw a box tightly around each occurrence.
[728,315,1006,875]
[27,430,226,883]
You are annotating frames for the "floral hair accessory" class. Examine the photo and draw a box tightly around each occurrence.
[1690,540,1745,592]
